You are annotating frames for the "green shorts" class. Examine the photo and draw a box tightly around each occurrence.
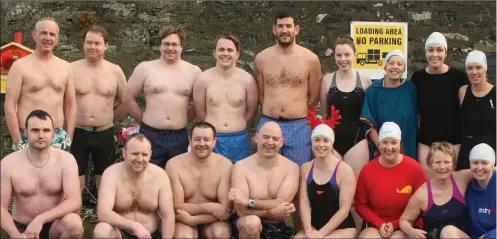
[13,127,72,152]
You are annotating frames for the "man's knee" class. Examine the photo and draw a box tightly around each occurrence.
[208,223,231,239]
[237,215,262,236]
[174,223,197,239]
[59,213,83,236]
[93,222,119,238]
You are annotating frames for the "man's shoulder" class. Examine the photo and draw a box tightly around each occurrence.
[181,60,202,73]
[232,154,253,169]
[298,45,319,61]
[255,46,276,61]
[279,154,299,170]
[212,153,234,167]
[165,153,187,169]
[0,150,21,167]
[54,55,71,67]
[70,58,84,66]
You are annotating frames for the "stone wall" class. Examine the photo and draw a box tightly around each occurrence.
[1,1,496,158]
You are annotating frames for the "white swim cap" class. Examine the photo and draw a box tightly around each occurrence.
[311,124,335,142]
[425,32,447,50]
[469,143,495,164]
[378,122,401,142]
[465,50,487,71]
[385,49,405,63]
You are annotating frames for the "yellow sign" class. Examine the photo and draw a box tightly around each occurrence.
[350,21,408,80]
[1,75,6,94]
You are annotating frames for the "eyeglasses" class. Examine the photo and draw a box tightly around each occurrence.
[161,42,181,48]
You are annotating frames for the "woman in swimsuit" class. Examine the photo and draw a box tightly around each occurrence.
[320,37,372,178]
[294,123,356,239]
[411,32,468,177]
[457,50,496,170]
[399,142,473,239]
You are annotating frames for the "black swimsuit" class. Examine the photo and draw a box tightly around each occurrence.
[457,85,496,170]
[326,71,366,156]
[307,160,356,230]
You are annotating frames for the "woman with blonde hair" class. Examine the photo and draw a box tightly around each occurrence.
[399,142,473,239]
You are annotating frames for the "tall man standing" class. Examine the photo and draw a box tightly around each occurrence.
[71,25,129,191]
[4,17,76,152]
[254,12,322,166]
[193,34,258,163]
[119,24,202,168]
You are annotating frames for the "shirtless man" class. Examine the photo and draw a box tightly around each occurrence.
[1,110,83,239]
[71,25,128,191]
[193,34,258,163]
[4,17,76,152]
[229,121,299,238]
[93,133,175,239]
[254,12,322,166]
[120,24,202,168]
[166,122,233,238]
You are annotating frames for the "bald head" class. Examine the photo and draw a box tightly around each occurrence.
[256,121,283,158]
[258,121,283,137]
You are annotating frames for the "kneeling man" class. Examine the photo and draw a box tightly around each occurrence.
[166,122,233,238]
[229,121,300,238]
[1,110,83,239]
[93,133,175,239]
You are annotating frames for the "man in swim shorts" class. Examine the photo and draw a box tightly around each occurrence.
[1,110,83,239]
[93,133,176,239]
[5,17,76,152]
[254,12,322,166]
[71,25,128,191]
[120,24,202,168]
[166,122,233,238]
[193,34,258,163]
[229,122,300,238]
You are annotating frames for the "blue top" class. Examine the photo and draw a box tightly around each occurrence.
[360,78,418,159]
[466,172,496,239]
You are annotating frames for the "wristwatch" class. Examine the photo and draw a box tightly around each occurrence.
[247,199,256,209]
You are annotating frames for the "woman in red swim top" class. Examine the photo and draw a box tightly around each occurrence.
[399,142,473,239]
[355,122,427,238]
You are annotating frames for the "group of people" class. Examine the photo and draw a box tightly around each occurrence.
[0,10,495,239]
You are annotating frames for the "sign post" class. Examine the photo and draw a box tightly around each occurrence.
[350,21,408,80]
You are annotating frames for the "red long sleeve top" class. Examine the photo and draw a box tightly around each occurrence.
[354,155,427,229]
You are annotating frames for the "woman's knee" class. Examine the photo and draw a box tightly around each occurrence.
[440,225,468,238]
[358,227,381,238]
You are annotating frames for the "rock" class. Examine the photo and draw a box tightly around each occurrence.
[325,48,333,57]
[410,11,432,21]
[243,49,255,57]
[316,14,327,23]
[443,33,470,42]
[373,3,383,7]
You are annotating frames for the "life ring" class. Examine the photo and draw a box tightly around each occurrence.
[1,49,29,70]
